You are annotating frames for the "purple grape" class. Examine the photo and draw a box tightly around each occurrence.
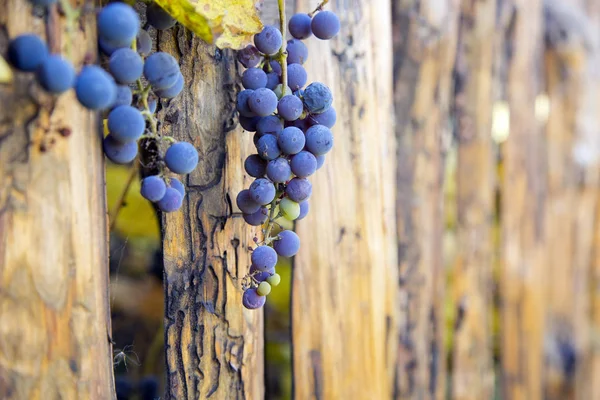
[311,10,340,40]
[112,85,133,109]
[286,117,310,132]
[316,154,325,170]
[242,67,267,90]
[244,154,267,178]
[75,66,117,110]
[308,107,336,128]
[277,95,303,121]
[251,245,278,270]
[277,126,305,155]
[239,115,260,132]
[238,45,262,68]
[303,82,333,114]
[36,55,75,94]
[242,288,266,309]
[143,52,180,90]
[266,158,291,183]
[109,48,143,84]
[273,230,300,257]
[250,264,274,282]
[266,72,279,90]
[146,3,176,30]
[8,34,48,72]
[254,26,282,55]
[136,29,152,56]
[287,63,307,91]
[98,38,122,56]
[164,142,199,174]
[286,39,308,64]
[249,178,276,205]
[97,3,140,48]
[237,189,261,214]
[290,151,317,178]
[237,89,256,117]
[285,178,312,202]
[267,60,282,75]
[155,72,184,98]
[256,134,281,160]
[169,177,185,197]
[103,134,138,164]
[108,105,145,143]
[253,132,261,147]
[248,88,278,117]
[243,206,268,226]
[305,125,333,156]
[141,175,167,202]
[139,375,160,400]
[288,13,313,40]
[157,187,183,212]
[297,201,309,220]
[256,115,284,136]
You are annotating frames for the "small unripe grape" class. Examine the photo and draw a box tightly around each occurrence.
[257,281,272,296]
[266,273,281,287]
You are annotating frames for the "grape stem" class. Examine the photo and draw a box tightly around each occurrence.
[137,80,158,136]
[308,0,329,17]
[57,0,81,60]
[276,0,288,92]
[109,162,139,232]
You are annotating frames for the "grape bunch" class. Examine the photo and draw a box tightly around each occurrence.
[6,0,197,213]
[236,4,339,309]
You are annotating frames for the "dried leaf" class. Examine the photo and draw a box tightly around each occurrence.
[0,55,13,84]
[155,0,263,49]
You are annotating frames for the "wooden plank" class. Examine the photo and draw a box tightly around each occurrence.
[157,31,264,399]
[289,0,398,399]
[392,0,459,398]
[0,1,114,398]
[451,0,496,398]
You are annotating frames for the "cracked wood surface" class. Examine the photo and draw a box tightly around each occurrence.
[0,1,113,399]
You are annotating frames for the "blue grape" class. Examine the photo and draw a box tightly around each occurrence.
[157,187,183,212]
[242,288,266,309]
[103,134,138,164]
[8,34,48,72]
[98,38,123,56]
[273,230,300,257]
[256,134,281,160]
[254,26,282,56]
[244,154,267,177]
[138,375,160,400]
[242,68,267,90]
[155,72,183,98]
[287,63,307,91]
[36,55,75,94]
[112,85,133,109]
[288,13,313,39]
[308,106,336,128]
[136,29,152,56]
[290,151,317,178]
[267,60,282,75]
[311,10,340,40]
[297,201,309,220]
[75,66,117,110]
[305,125,333,156]
[286,117,310,132]
[249,178,276,205]
[140,175,167,202]
[109,48,143,84]
[251,245,278,270]
[266,72,279,90]
[277,126,305,155]
[266,157,291,183]
[143,52,180,90]
[249,264,274,282]
[243,206,268,226]
[146,3,176,30]
[316,154,325,170]
[239,115,260,132]
[248,88,278,117]
[286,39,308,64]
[108,105,145,143]
[29,0,57,6]
[115,376,133,400]
[97,3,140,47]
[237,189,261,214]
[168,177,185,197]
[253,132,261,147]
[285,178,312,202]
[238,45,262,68]
[256,115,283,136]
[303,82,333,114]
[277,95,303,121]
[164,142,199,174]
[236,89,255,117]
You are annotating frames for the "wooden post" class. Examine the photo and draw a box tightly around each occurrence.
[289,0,398,399]
[0,1,114,398]
[157,30,264,399]
[392,0,459,398]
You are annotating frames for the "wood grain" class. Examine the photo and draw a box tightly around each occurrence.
[289,0,398,399]
[156,29,264,399]
[0,1,113,398]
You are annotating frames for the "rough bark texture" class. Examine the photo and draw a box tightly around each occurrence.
[0,1,114,399]
[392,0,459,398]
[451,0,496,398]
[157,29,264,399]
[289,0,398,399]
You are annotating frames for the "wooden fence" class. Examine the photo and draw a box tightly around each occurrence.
[2,0,600,399]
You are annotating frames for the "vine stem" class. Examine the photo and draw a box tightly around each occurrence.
[109,162,139,231]
[57,0,80,60]
[276,0,288,91]
[308,0,329,17]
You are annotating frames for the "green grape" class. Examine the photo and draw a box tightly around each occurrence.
[266,273,281,287]
[274,84,292,99]
[280,197,300,220]
[257,281,272,296]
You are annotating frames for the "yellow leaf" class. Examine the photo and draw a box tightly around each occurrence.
[155,0,263,49]
[0,55,13,84]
